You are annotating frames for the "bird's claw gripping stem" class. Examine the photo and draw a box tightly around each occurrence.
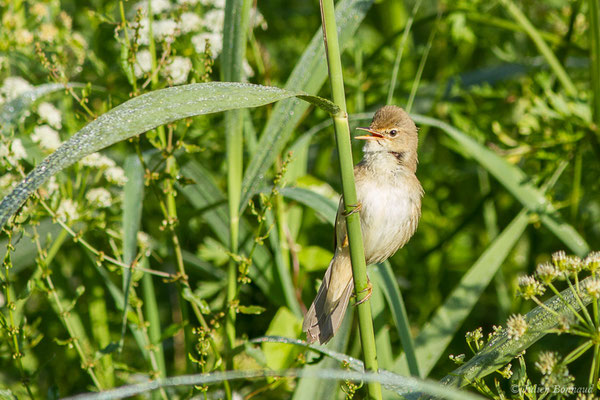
[343,202,362,217]
[353,279,372,306]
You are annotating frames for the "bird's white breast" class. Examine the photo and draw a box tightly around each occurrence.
[356,172,421,265]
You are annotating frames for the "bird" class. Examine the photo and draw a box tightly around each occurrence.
[302,105,423,345]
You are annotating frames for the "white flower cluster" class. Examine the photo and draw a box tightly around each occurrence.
[31,125,62,151]
[37,102,62,129]
[86,187,112,208]
[130,0,266,84]
[0,76,33,102]
[0,139,27,165]
[80,152,128,186]
[56,199,79,222]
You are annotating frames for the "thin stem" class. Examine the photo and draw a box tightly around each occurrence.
[386,0,422,105]
[319,0,381,398]
[547,282,592,330]
[406,9,440,113]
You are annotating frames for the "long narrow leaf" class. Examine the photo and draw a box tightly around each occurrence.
[0,82,337,229]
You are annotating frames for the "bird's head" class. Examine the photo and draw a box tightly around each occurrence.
[355,105,419,170]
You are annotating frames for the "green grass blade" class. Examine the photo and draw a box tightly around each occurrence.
[500,0,577,96]
[239,0,374,210]
[394,210,529,377]
[0,83,338,230]
[372,262,420,377]
[278,187,338,224]
[62,367,485,400]
[222,0,252,357]
[119,155,145,349]
[441,275,596,388]
[412,114,589,256]
[589,0,600,131]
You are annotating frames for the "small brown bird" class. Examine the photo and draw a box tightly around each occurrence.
[303,105,423,344]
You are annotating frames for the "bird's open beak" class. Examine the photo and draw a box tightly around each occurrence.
[355,127,384,140]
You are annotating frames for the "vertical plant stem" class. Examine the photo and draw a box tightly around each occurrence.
[222,0,252,359]
[386,0,422,105]
[589,0,600,149]
[319,0,381,398]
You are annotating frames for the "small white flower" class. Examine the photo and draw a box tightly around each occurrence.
[80,153,116,168]
[202,9,224,33]
[179,12,202,34]
[506,314,527,340]
[584,278,600,299]
[1,76,33,100]
[56,199,80,222]
[163,56,192,84]
[133,19,150,45]
[192,31,222,55]
[31,125,61,151]
[134,49,153,78]
[37,102,62,129]
[10,139,27,161]
[133,0,171,15]
[105,166,128,186]
[86,188,112,208]
[154,19,179,42]
[177,0,199,4]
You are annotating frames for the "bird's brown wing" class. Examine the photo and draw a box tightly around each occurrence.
[333,197,347,251]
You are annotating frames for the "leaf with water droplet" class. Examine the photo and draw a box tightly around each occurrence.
[0,82,336,229]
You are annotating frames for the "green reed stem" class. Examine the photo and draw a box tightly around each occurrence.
[590,0,600,145]
[319,0,381,398]
[222,0,252,362]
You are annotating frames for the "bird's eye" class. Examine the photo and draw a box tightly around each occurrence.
[389,129,398,137]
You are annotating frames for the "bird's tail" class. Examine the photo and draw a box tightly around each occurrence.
[303,251,354,344]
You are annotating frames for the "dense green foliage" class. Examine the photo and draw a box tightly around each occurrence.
[0,0,599,398]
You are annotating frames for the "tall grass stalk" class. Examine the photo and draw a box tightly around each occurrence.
[222,0,251,378]
[319,0,381,398]
[590,0,600,129]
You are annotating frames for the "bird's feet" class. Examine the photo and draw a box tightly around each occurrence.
[342,202,362,217]
[353,278,372,306]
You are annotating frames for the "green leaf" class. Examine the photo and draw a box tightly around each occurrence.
[261,309,304,370]
[60,368,485,400]
[394,210,529,377]
[0,82,336,229]
[182,287,211,315]
[119,155,145,349]
[239,0,374,210]
[298,245,334,272]
[413,114,589,256]
[238,305,266,315]
[372,262,420,377]
[279,187,338,224]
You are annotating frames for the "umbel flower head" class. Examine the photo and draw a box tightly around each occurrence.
[517,275,545,299]
[506,314,527,340]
